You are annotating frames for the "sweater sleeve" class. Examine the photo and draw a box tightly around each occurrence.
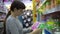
[23,27,32,33]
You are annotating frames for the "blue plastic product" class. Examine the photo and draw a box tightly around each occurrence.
[44,29,51,34]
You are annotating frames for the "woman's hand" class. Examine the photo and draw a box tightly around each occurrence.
[30,29,42,34]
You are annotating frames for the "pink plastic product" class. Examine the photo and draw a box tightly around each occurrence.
[32,22,40,30]
[12,0,13,1]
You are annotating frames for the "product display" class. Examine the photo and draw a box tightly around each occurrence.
[0,0,60,34]
[32,0,60,34]
[32,22,40,30]
[21,10,33,28]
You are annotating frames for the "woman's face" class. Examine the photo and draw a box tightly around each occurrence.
[14,9,24,16]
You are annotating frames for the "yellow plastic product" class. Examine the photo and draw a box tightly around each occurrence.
[32,0,37,22]
[47,20,54,26]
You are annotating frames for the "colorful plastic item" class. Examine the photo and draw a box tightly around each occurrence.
[44,29,51,34]
[38,23,54,30]
[32,22,40,30]
[38,23,45,29]
[47,21,54,26]
[46,25,54,30]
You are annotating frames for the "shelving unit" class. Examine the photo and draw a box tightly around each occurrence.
[0,12,6,34]
[43,5,60,15]
[0,0,6,34]
[38,0,60,15]
[32,0,60,34]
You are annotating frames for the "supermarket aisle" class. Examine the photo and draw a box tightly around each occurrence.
[0,0,60,34]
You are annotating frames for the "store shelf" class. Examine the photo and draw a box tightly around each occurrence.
[43,5,60,15]
[39,0,47,9]
[0,19,5,22]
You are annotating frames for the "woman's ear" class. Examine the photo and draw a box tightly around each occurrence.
[14,8,17,11]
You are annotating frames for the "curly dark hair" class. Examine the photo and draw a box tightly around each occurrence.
[6,0,25,19]
[10,0,25,11]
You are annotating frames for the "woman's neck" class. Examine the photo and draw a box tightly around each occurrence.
[11,13,16,18]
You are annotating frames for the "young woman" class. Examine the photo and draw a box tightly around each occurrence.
[6,0,41,34]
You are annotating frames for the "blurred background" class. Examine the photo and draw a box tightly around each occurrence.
[0,0,60,34]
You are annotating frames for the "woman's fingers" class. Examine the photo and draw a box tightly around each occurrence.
[30,29,42,34]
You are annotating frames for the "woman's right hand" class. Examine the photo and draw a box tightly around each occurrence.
[30,29,42,34]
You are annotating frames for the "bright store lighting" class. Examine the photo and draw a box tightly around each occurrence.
[26,23,29,26]
[28,18,31,21]
[23,1,33,10]
[24,20,26,22]
[27,12,30,15]
[4,2,11,10]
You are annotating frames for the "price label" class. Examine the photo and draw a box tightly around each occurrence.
[54,32,60,34]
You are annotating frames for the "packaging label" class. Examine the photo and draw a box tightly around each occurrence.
[54,32,60,34]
